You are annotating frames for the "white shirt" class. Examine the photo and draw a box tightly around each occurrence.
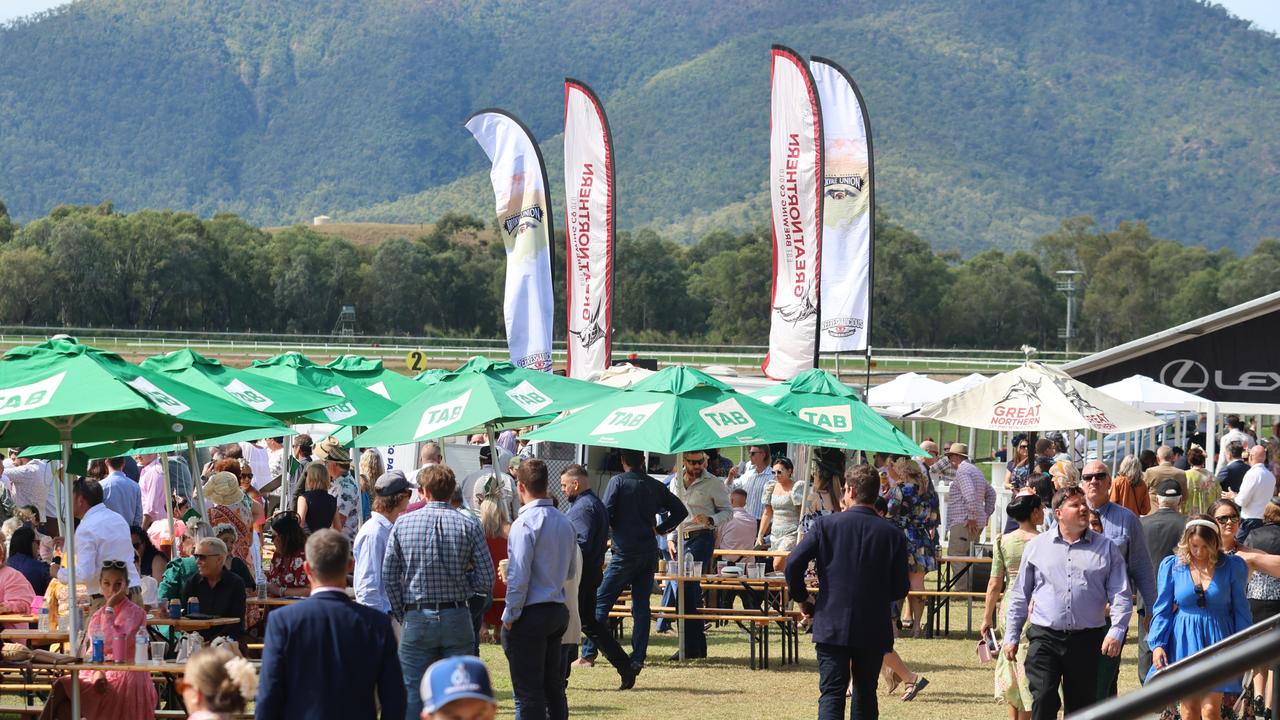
[2,460,51,519]
[58,504,141,590]
[733,463,774,520]
[1218,429,1255,472]
[239,442,273,491]
[268,448,284,484]
[1237,463,1276,520]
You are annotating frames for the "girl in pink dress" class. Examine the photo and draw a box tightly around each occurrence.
[40,562,157,720]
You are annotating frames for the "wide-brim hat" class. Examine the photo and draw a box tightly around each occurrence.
[203,470,245,506]
[315,436,351,465]
[944,442,969,459]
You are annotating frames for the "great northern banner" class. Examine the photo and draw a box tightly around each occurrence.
[465,110,555,372]
[762,45,824,380]
[810,57,872,354]
[563,79,615,379]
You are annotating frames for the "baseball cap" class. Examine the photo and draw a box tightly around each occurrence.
[1156,478,1183,498]
[422,656,495,713]
[374,469,411,496]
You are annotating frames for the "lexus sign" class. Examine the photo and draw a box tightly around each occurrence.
[1074,312,1280,404]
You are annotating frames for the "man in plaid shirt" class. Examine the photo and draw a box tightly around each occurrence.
[942,443,996,564]
[383,464,495,720]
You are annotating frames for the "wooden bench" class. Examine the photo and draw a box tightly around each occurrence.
[605,607,801,670]
[0,705,42,716]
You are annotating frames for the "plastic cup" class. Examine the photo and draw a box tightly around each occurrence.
[150,642,166,664]
[716,561,728,575]
[691,561,703,577]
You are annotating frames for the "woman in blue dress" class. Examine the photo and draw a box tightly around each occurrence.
[1147,514,1252,720]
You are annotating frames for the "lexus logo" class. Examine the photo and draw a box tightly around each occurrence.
[1159,358,1280,395]
[1161,359,1209,394]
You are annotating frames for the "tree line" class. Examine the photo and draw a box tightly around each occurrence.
[0,199,1275,352]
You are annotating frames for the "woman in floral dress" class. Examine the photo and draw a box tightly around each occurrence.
[887,458,940,637]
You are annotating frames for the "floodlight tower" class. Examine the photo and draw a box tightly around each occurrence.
[1056,270,1083,353]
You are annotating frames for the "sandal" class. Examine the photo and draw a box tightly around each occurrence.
[901,675,929,701]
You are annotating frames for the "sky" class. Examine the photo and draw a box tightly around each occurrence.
[0,0,1277,31]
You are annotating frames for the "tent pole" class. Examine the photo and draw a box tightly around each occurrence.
[1207,406,1218,473]
[676,530,686,661]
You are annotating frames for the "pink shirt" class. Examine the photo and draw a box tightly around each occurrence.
[716,507,758,562]
[139,458,168,523]
[0,566,34,615]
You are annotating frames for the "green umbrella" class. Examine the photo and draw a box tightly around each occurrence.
[751,369,925,456]
[325,355,426,404]
[523,365,842,454]
[354,356,616,448]
[0,337,285,712]
[413,368,449,386]
[0,339,287,447]
[142,349,341,420]
[244,352,400,427]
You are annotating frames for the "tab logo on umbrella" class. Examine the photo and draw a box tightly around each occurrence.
[505,381,552,415]
[321,386,358,423]
[367,381,391,400]
[415,390,473,440]
[125,377,191,416]
[223,378,275,412]
[699,398,756,439]
[0,372,65,417]
[591,401,663,437]
[797,404,852,431]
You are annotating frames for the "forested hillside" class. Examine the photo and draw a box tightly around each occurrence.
[0,0,1277,253]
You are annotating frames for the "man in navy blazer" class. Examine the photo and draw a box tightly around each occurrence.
[785,464,910,720]
[256,529,406,720]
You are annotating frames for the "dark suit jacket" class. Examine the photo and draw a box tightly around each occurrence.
[255,590,405,720]
[785,505,909,652]
[1218,459,1249,493]
[1140,508,1186,570]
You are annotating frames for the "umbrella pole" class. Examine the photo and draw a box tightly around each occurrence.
[484,423,500,498]
[282,432,294,512]
[161,450,176,556]
[59,432,81,720]
[676,529,685,662]
[795,449,814,545]
[186,437,208,520]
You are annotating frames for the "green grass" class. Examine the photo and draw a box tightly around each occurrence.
[472,609,1144,719]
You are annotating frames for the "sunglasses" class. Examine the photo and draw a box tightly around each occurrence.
[101,560,127,570]
[1194,582,1207,608]
[684,458,706,465]
[192,553,223,560]
[1081,472,1109,482]
[1017,444,1029,450]
[1215,514,1240,525]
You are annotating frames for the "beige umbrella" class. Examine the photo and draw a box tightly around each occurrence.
[912,361,1162,433]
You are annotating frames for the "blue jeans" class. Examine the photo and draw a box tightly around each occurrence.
[584,547,657,666]
[400,605,475,720]
[676,531,716,658]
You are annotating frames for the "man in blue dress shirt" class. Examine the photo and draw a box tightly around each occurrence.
[502,459,575,720]
[100,456,142,527]
[1004,485,1132,720]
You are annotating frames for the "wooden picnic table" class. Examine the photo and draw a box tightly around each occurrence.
[1,629,68,644]
[246,597,303,607]
[647,572,798,669]
[0,615,37,625]
[146,616,238,632]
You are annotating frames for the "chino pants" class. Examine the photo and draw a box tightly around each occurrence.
[400,605,474,720]
[1024,624,1107,720]
[584,548,657,666]
[815,642,881,720]
[577,559,636,674]
[503,602,569,720]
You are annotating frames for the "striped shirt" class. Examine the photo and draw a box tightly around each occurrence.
[944,460,995,527]
[381,501,494,622]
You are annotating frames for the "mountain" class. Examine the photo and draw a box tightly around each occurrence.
[0,0,1277,253]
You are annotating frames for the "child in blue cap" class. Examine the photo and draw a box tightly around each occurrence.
[421,656,497,720]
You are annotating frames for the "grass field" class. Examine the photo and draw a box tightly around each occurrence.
[472,609,1145,719]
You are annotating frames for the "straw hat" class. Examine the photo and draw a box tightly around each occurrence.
[315,436,351,465]
[944,442,969,459]
[203,470,245,506]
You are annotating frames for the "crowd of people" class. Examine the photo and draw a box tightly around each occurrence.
[0,412,1278,719]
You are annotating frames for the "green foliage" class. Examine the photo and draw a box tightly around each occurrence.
[0,0,1278,255]
[3,202,1280,353]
